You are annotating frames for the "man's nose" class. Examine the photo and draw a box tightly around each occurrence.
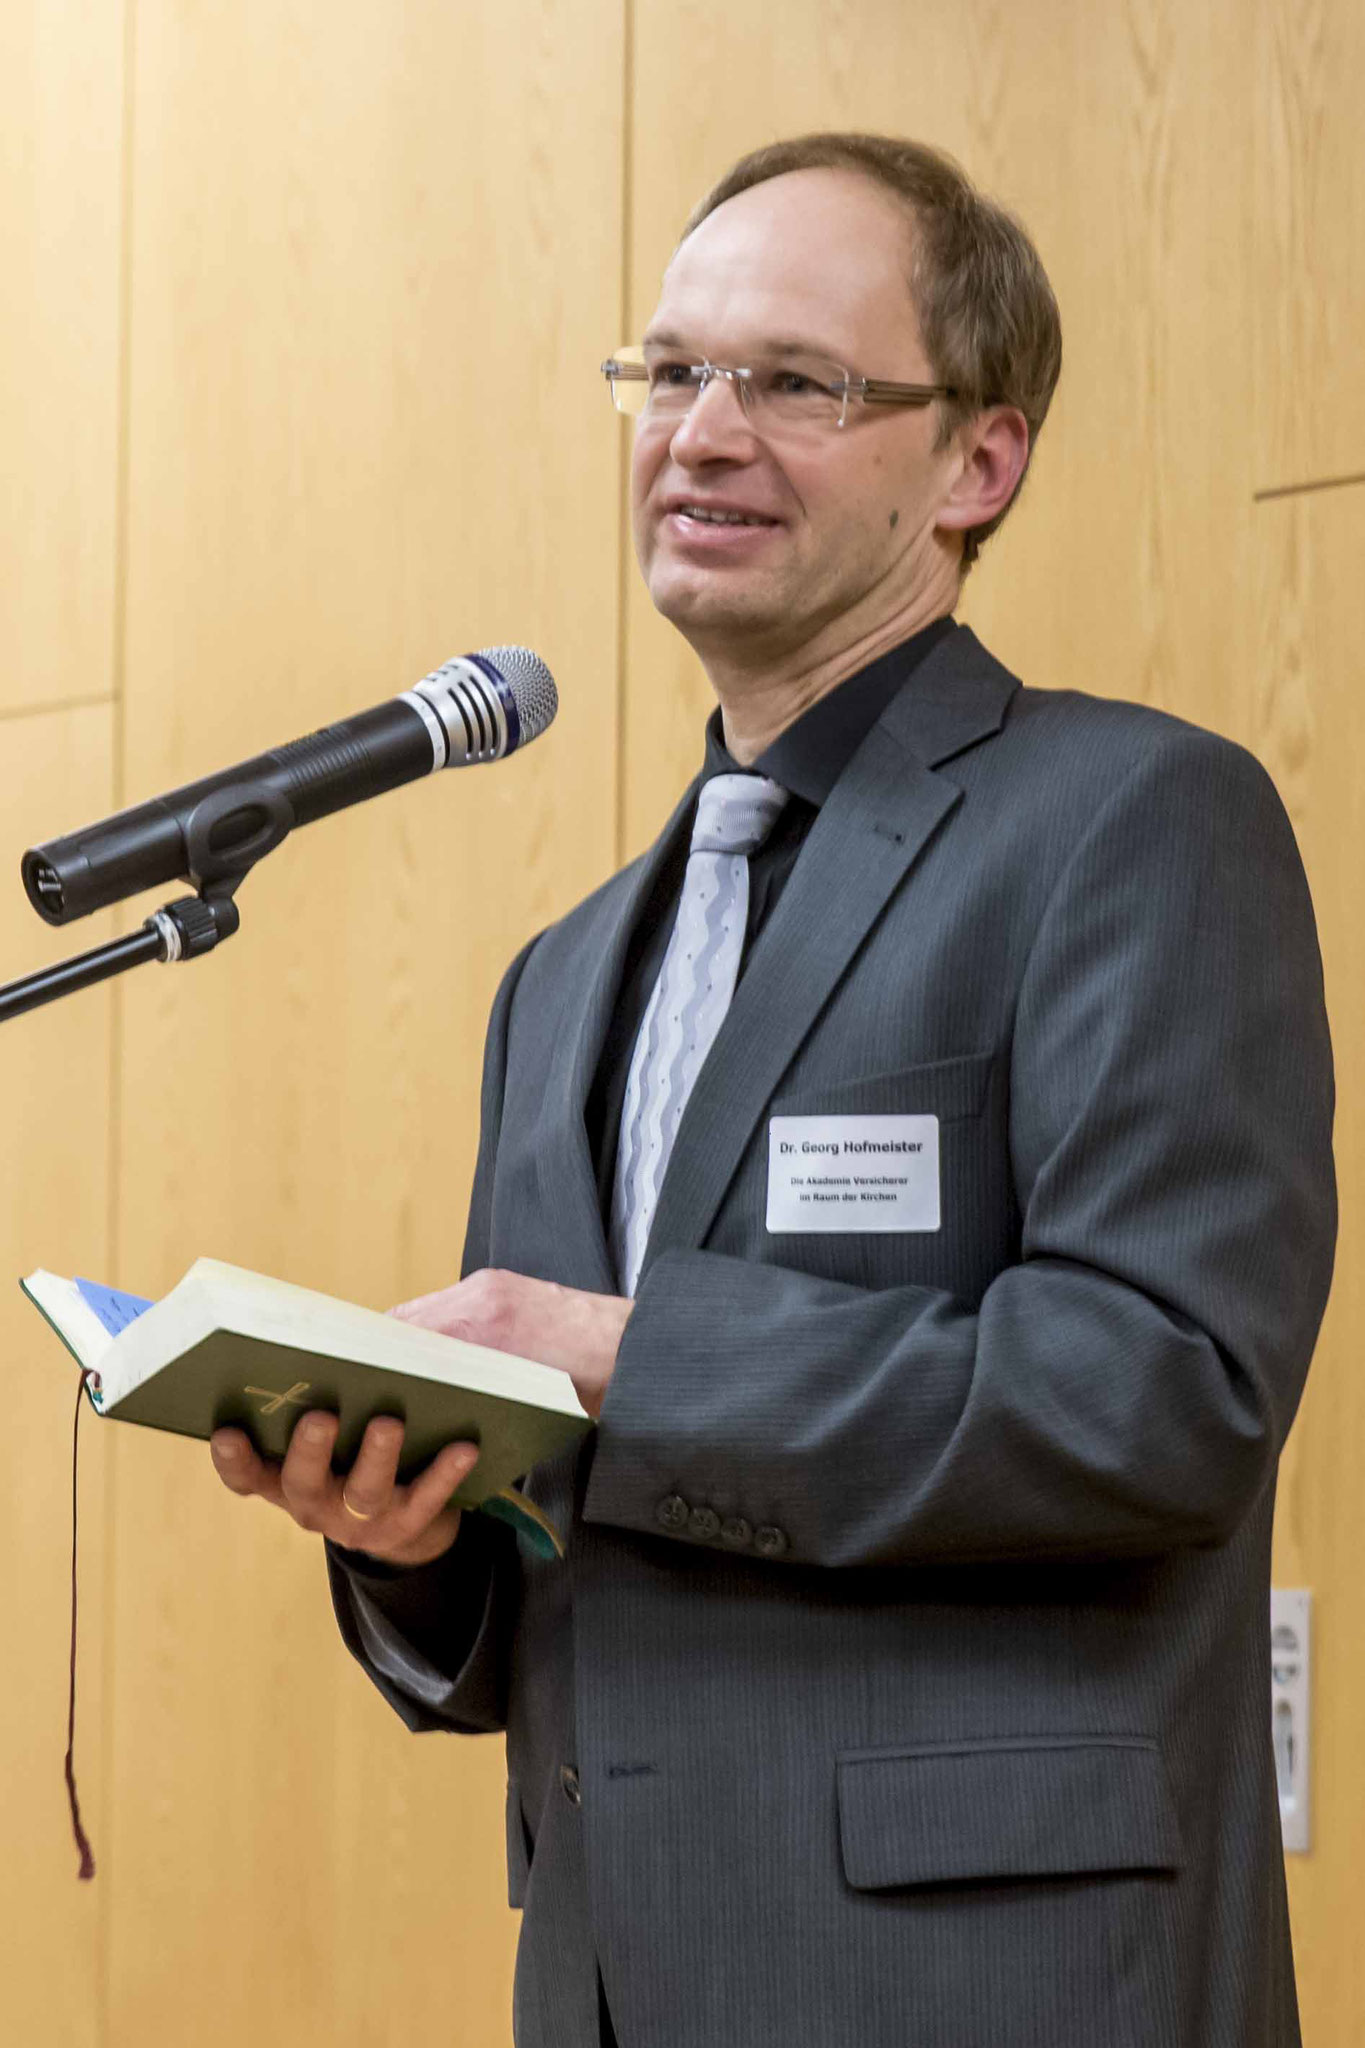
[667,373,758,462]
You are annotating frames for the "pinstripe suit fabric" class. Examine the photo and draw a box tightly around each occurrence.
[329,627,1335,2048]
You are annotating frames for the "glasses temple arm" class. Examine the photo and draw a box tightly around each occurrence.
[858,378,958,407]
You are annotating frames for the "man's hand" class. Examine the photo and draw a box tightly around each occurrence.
[209,1410,480,1567]
[392,1268,633,1420]
[209,1268,627,1556]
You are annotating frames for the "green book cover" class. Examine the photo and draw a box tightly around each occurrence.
[21,1258,590,1559]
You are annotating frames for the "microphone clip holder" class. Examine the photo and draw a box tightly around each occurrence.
[143,882,243,966]
[0,790,285,1027]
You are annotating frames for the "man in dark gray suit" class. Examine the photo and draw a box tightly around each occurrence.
[212,135,1336,2047]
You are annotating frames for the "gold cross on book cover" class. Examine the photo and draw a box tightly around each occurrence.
[244,1381,312,1414]
[21,1260,584,1559]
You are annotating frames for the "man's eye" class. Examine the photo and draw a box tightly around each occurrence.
[650,361,701,388]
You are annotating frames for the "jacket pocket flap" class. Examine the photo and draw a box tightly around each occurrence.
[837,1737,1183,1890]
[775,1050,996,1124]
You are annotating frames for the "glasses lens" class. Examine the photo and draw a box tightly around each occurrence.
[643,357,708,415]
[749,358,846,430]
[603,348,651,416]
[605,348,851,429]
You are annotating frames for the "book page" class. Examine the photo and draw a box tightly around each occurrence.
[20,1271,121,1391]
[93,1259,589,1419]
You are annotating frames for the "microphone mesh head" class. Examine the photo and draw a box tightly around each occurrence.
[477,645,558,745]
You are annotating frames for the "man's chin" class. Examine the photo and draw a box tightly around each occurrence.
[649,569,779,641]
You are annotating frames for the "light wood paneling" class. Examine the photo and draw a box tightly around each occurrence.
[6,0,1361,2038]
[1255,0,1365,492]
[623,0,1363,2033]
[957,0,1258,742]
[104,5,623,2046]
[0,0,124,714]
[621,0,1261,856]
[623,0,979,850]
[1258,492,1365,2040]
[0,704,116,2043]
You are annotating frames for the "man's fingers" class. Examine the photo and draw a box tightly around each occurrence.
[391,1292,473,1337]
[278,1410,344,1528]
[334,1414,406,1521]
[210,1428,286,1508]
[212,1409,478,1560]
[393,1439,480,1534]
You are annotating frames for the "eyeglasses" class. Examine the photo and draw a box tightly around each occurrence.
[600,344,957,433]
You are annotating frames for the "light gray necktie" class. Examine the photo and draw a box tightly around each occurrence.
[610,771,789,1298]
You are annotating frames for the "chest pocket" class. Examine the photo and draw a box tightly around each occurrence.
[774,1048,996,1125]
[746,1050,1010,1301]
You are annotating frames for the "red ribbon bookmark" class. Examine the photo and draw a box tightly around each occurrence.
[66,1368,96,1880]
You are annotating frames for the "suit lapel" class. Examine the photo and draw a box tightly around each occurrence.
[639,632,1018,1277]
[538,777,700,1291]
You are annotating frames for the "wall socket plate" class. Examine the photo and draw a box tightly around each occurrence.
[1271,1588,1311,1854]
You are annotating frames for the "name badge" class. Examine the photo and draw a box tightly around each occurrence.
[766,1115,940,1234]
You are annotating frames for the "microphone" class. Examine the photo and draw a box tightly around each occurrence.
[22,646,557,926]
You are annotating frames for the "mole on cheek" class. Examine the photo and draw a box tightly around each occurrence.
[889,509,900,530]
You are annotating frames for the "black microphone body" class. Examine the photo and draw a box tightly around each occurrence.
[23,647,556,926]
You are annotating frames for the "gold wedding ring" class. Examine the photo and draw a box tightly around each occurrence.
[341,1490,377,1521]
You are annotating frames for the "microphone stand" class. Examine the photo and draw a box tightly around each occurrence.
[0,887,242,1025]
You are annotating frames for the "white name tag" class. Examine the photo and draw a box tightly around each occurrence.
[766,1115,940,1233]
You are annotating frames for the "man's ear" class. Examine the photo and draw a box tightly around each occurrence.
[935,406,1030,538]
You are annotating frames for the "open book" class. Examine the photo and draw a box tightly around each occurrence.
[22,1258,590,1558]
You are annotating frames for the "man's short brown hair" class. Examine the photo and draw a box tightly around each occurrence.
[684,133,1063,569]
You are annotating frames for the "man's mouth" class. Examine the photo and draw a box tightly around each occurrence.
[669,503,780,528]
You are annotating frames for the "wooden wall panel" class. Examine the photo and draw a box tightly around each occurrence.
[956,0,1258,741]
[0,0,124,713]
[1255,0,1365,492]
[624,0,1363,2033]
[6,0,1361,2038]
[104,5,623,2046]
[0,705,116,2043]
[621,0,1259,855]
[1257,492,1365,2040]
[623,0,978,852]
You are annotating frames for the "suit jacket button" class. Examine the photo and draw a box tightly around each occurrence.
[559,1765,582,1807]
[688,1506,720,1540]
[657,1494,689,1531]
[753,1524,789,1558]
[720,1516,753,1549]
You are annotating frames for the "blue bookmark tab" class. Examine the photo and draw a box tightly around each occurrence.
[74,1278,154,1338]
[479,1486,566,1561]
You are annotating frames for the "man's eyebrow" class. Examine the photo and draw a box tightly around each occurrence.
[640,330,841,359]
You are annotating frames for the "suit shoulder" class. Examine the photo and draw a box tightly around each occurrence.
[1004,683,1285,809]
[1011,680,1229,752]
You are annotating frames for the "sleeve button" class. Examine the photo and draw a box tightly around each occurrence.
[753,1524,789,1558]
[720,1516,753,1549]
[559,1764,582,1807]
[656,1493,690,1531]
[688,1506,721,1540]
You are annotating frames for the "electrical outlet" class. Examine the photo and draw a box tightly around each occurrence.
[1270,1588,1311,1854]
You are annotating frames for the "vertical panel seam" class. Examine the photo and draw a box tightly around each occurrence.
[101,0,139,2027]
[613,0,635,872]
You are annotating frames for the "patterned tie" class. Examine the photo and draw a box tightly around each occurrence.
[610,772,789,1297]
